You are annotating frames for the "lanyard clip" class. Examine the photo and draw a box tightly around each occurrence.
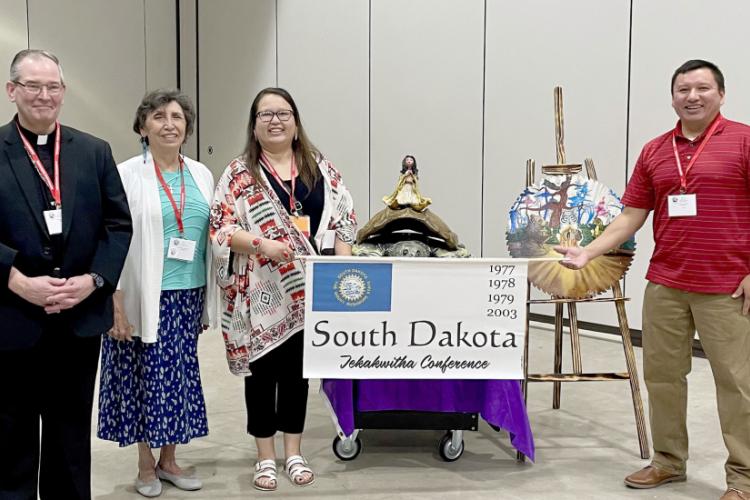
[293,200,304,216]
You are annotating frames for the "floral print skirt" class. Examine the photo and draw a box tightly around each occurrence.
[97,287,208,448]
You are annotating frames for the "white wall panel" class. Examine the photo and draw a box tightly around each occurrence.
[277,0,369,223]
[27,0,146,162]
[178,0,198,158]
[484,0,630,326]
[187,0,750,333]
[370,0,485,255]
[0,0,28,119]
[197,0,276,178]
[627,0,750,329]
[145,0,177,91]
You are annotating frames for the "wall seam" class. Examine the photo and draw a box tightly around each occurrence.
[195,0,200,161]
[480,0,487,257]
[623,0,633,296]
[25,0,30,48]
[368,0,372,221]
[143,0,148,90]
[176,0,181,89]
[275,0,279,86]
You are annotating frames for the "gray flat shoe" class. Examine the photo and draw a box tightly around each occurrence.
[135,475,162,498]
[157,467,203,491]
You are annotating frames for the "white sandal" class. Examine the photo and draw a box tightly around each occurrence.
[285,455,315,486]
[253,459,278,491]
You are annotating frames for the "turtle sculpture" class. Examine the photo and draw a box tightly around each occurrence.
[353,155,470,257]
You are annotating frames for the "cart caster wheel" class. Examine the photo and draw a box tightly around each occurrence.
[439,432,464,462]
[333,436,362,461]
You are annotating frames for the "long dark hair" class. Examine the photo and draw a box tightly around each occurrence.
[242,87,320,189]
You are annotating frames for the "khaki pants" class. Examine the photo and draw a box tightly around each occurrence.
[643,282,750,490]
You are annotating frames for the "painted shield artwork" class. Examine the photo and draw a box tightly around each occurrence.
[506,173,635,298]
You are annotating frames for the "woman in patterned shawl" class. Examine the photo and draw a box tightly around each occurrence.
[97,89,216,497]
[210,88,356,491]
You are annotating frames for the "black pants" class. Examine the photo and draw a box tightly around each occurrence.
[0,325,101,500]
[244,331,309,438]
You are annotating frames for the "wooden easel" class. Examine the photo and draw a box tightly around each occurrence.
[516,89,649,462]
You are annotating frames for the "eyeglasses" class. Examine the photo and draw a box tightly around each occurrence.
[256,110,293,123]
[13,81,65,96]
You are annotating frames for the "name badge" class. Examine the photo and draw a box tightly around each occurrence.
[290,215,311,238]
[167,237,196,262]
[43,208,63,235]
[667,193,697,217]
[320,229,336,255]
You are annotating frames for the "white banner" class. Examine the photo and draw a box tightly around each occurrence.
[303,257,528,379]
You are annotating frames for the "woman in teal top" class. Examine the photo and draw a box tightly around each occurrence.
[160,167,210,288]
[97,89,217,498]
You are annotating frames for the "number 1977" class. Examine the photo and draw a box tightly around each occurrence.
[490,264,515,275]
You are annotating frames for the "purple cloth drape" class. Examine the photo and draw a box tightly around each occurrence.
[321,379,535,461]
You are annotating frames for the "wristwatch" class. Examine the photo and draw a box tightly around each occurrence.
[89,272,105,289]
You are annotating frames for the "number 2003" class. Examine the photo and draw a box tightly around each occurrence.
[486,308,518,319]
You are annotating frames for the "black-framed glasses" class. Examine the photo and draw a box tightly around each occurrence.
[13,80,65,96]
[256,110,293,123]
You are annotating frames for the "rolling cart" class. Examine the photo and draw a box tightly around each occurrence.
[321,378,534,462]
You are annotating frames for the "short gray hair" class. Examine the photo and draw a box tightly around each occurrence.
[133,88,196,142]
[10,49,65,84]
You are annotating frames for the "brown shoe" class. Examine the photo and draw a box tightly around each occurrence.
[624,465,686,489]
[721,488,750,500]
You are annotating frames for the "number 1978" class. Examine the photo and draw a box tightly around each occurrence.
[489,278,516,289]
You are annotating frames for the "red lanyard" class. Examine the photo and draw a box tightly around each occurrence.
[260,152,302,215]
[16,121,62,207]
[154,157,186,234]
[672,115,722,193]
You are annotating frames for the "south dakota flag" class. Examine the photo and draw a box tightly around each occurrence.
[312,262,392,312]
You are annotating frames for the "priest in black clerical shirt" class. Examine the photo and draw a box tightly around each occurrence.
[0,49,131,500]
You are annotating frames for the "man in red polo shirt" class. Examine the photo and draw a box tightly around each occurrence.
[557,59,750,500]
